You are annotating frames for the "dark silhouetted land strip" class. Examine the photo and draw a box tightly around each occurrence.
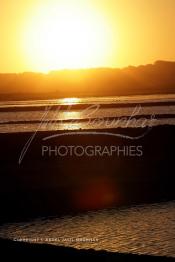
[0,125,174,223]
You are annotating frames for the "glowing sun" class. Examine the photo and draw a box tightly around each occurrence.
[22,1,112,72]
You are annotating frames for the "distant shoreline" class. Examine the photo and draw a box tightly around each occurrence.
[0,61,175,100]
[0,91,175,102]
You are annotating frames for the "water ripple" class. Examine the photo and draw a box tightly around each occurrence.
[0,201,175,257]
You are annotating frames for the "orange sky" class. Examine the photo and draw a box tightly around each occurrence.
[0,0,175,73]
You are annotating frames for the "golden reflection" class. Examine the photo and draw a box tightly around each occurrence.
[60,98,82,129]
[63,122,82,130]
[62,97,81,105]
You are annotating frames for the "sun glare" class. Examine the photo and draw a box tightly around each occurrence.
[62,97,80,105]
[22,1,113,72]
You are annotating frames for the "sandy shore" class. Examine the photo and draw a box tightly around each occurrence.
[0,125,174,222]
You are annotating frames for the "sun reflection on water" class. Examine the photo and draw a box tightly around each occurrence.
[55,98,82,130]
[62,97,81,105]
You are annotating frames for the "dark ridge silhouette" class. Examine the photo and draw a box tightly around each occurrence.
[0,61,175,100]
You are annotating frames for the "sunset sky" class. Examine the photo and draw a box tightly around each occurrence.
[0,0,175,73]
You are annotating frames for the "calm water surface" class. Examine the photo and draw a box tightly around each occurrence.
[0,94,175,132]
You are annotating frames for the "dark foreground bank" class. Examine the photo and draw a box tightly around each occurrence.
[0,238,174,261]
[0,125,175,222]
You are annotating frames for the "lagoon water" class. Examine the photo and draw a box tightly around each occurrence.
[0,94,175,133]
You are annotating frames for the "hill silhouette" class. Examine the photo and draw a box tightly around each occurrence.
[0,61,175,100]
